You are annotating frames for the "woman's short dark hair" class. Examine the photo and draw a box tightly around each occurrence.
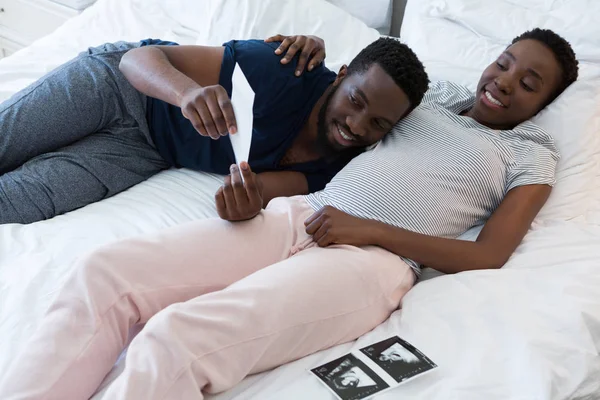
[512,28,579,103]
[347,37,429,113]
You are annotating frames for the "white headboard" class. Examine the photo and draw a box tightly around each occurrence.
[324,0,393,35]
[322,0,407,37]
[390,0,408,37]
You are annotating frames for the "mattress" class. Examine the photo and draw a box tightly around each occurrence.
[1,0,599,399]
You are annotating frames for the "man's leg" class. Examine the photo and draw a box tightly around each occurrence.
[0,197,313,400]
[0,41,148,175]
[0,127,168,224]
[105,244,415,399]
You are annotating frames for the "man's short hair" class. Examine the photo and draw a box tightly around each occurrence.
[347,37,429,113]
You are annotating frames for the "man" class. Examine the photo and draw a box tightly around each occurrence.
[0,37,428,224]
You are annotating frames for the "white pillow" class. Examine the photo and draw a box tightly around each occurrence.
[401,0,600,223]
[188,0,381,73]
[402,0,600,74]
[429,0,600,63]
[531,75,600,222]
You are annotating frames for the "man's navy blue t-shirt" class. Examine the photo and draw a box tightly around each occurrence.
[142,39,352,193]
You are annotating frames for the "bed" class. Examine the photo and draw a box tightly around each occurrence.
[0,0,599,399]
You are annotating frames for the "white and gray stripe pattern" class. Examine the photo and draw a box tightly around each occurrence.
[305,81,559,274]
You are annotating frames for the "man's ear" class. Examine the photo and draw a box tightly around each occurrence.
[333,65,348,85]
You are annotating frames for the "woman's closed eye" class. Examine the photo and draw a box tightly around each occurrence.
[496,62,508,71]
[520,81,534,92]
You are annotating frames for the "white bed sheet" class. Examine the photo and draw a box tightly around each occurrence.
[0,0,599,399]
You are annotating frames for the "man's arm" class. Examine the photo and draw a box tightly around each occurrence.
[120,45,224,105]
[258,171,309,205]
[305,185,551,273]
[120,45,236,139]
[119,38,326,140]
[215,164,308,221]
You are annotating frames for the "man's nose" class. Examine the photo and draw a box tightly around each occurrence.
[346,113,368,137]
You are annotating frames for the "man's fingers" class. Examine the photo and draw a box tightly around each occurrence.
[216,90,237,135]
[183,107,208,137]
[195,102,220,140]
[222,174,237,211]
[215,187,227,219]
[240,162,261,206]
[205,91,229,136]
[229,164,248,206]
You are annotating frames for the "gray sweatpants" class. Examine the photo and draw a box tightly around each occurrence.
[0,42,169,224]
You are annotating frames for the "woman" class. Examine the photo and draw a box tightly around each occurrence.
[0,28,578,399]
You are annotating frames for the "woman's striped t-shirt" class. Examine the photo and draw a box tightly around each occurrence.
[304,81,560,273]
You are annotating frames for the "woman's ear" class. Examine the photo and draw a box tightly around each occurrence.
[333,65,348,85]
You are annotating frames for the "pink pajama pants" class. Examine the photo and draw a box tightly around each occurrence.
[0,196,414,400]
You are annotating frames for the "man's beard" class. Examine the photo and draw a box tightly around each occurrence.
[315,84,361,161]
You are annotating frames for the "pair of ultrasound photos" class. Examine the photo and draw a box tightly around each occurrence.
[311,336,437,400]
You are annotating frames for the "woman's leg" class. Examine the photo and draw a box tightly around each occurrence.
[0,197,313,400]
[0,41,148,174]
[104,243,415,399]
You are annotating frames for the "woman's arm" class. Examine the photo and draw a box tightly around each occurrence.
[305,184,551,273]
[265,34,326,76]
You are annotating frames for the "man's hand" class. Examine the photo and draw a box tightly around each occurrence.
[215,162,264,221]
[304,206,378,247]
[180,85,237,140]
[265,34,326,76]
